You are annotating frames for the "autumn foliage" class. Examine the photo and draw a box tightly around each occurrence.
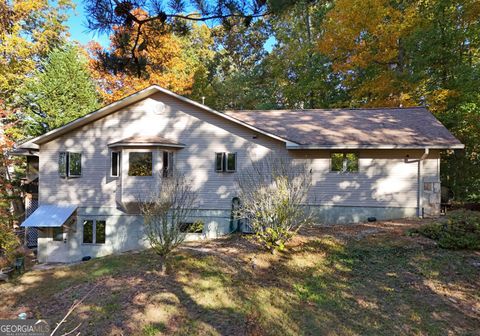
[88,9,213,103]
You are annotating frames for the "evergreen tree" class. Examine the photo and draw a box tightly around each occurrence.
[21,45,101,136]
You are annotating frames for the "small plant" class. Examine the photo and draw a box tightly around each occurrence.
[139,173,197,274]
[236,156,314,253]
[410,210,480,250]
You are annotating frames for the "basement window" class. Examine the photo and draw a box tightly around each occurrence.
[331,153,359,173]
[83,219,106,244]
[179,221,204,233]
[52,227,63,241]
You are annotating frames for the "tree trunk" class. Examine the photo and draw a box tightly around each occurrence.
[159,255,167,275]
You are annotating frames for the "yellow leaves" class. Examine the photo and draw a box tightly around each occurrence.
[318,0,427,107]
[349,71,418,107]
[89,20,213,103]
[319,0,416,72]
[0,0,73,94]
[425,89,461,114]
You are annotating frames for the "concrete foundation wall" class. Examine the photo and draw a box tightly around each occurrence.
[39,205,419,263]
[311,205,417,225]
[37,207,234,263]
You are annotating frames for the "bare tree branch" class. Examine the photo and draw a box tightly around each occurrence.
[50,284,100,336]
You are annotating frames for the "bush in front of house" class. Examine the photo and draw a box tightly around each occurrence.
[235,156,314,253]
[411,210,480,250]
[139,173,198,274]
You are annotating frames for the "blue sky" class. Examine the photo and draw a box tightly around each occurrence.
[66,0,110,47]
[66,0,276,50]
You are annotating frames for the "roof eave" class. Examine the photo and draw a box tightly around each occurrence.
[108,142,186,148]
[286,144,465,150]
[9,147,39,156]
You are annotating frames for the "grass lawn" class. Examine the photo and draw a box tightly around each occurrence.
[1,220,479,335]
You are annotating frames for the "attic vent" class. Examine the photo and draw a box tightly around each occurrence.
[154,102,165,114]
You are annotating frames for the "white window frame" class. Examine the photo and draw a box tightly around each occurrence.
[82,219,106,245]
[111,151,121,177]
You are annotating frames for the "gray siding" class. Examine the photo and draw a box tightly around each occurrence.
[39,92,286,209]
[38,92,440,211]
[291,149,440,208]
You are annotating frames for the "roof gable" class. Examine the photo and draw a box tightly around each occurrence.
[19,85,292,149]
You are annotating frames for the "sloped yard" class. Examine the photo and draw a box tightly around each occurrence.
[1,220,479,335]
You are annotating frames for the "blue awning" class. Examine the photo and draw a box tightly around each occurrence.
[21,205,77,227]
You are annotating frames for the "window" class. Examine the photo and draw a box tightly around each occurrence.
[83,220,93,244]
[128,152,152,176]
[59,151,82,177]
[215,153,224,172]
[69,152,82,177]
[179,221,204,233]
[111,151,121,177]
[59,152,67,177]
[424,182,433,192]
[83,219,106,244]
[226,153,237,172]
[215,152,236,172]
[162,151,174,178]
[331,153,359,173]
[96,220,106,244]
[52,227,63,241]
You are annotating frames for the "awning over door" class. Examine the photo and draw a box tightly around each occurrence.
[21,205,77,227]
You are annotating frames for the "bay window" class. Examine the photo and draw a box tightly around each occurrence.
[128,152,152,176]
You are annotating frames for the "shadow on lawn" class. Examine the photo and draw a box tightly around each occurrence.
[1,229,479,335]
[269,235,480,335]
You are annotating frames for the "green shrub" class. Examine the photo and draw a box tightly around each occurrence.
[411,210,480,250]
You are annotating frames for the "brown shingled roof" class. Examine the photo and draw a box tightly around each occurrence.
[224,107,463,149]
[108,136,185,148]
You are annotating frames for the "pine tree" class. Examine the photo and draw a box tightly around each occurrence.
[21,45,101,136]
